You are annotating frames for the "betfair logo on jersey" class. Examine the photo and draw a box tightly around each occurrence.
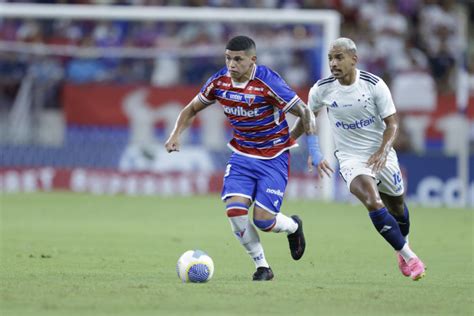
[335,116,376,130]
[223,105,259,117]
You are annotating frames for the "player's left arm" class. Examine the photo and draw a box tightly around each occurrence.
[367,114,399,173]
[289,101,332,177]
[367,79,398,173]
[288,100,315,139]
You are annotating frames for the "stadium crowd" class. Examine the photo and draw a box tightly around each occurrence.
[0,0,472,153]
[0,0,470,85]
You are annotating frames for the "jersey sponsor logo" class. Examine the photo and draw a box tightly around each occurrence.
[223,105,260,117]
[247,86,264,92]
[204,83,214,97]
[217,80,230,87]
[223,91,256,106]
[266,188,284,197]
[335,116,376,130]
[227,91,243,101]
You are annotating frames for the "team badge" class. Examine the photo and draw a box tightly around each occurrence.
[244,94,256,106]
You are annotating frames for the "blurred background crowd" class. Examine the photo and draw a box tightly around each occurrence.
[1,0,471,101]
[0,0,472,162]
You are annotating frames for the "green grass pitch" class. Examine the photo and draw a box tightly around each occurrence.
[1,193,473,316]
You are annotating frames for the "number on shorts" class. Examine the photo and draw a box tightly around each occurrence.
[224,164,232,177]
[392,171,402,185]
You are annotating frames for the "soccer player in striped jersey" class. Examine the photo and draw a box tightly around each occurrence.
[304,37,426,281]
[165,36,320,281]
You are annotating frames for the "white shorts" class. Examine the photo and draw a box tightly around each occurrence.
[335,150,404,196]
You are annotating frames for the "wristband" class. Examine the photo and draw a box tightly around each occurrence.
[306,135,323,166]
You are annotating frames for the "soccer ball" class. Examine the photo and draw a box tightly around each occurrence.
[176,250,214,283]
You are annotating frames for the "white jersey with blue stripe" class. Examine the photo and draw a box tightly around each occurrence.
[308,69,397,158]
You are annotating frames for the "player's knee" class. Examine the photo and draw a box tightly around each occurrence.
[253,217,276,232]
[389,204,405,217]
[225,202,249,218]
[383,195,405,216]
[364,197,384,211]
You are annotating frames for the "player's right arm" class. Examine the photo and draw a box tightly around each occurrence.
[307,83,334,178]
[165,97,209,153]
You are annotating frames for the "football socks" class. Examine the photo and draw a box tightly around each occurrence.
[392,203,410,238]
[271,213,298,234]
[226,202,269,268]
[369,207,406,251]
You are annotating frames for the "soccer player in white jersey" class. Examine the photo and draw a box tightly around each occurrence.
[306,37,426,280]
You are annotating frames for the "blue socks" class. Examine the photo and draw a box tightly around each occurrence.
[369,207,406,251]
[392,204,410,238]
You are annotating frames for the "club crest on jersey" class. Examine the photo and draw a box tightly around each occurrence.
[244,94,256,106]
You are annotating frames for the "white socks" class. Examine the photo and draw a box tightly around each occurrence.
[398,243,417,262]
[227,213,269,268]
[271,213,298,234]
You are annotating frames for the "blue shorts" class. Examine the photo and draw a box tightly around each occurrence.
[221,151,289,214]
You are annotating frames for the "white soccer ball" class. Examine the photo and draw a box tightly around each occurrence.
[176,250,214,283]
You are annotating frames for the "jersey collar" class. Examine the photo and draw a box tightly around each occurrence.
[335,69,360,89]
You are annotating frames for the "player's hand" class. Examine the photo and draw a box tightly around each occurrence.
[367,150,387,173]
[307,156,334,178]
[165,136,180,153]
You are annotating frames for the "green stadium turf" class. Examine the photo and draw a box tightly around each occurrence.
[1,193,472,316]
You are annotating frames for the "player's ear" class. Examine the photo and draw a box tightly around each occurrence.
[351,54,358,66]
[251,55,257,63]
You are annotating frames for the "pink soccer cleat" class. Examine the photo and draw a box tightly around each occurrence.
[407,257,426,281]
[397,253,411,277]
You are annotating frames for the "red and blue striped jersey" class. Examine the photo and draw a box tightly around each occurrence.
[198,64,300,159]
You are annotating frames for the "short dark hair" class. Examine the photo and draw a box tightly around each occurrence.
[226,35,256,52]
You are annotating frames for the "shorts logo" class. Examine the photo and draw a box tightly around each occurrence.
[335,116,376,130]
[266,188,284,197]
